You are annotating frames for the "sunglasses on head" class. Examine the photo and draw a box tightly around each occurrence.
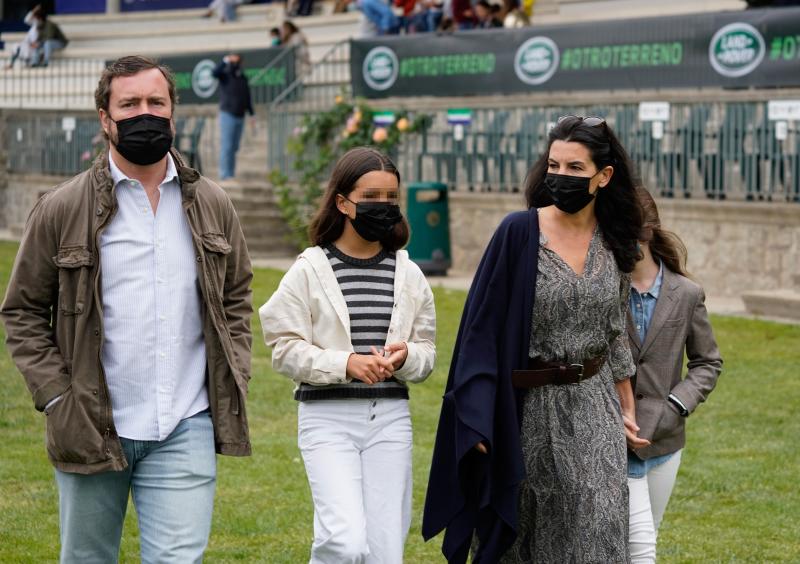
[557,115,607,128]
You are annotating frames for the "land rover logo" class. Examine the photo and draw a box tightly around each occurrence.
[363,47,399,91]
[709,22,765,78]
[514,36,560,86]
[192,59,218,99]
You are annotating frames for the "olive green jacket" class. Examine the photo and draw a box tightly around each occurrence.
[1,149,253,474]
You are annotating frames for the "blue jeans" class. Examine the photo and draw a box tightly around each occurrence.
[32,39,66,66]
[55,410,216,564]
[218,110,244,180]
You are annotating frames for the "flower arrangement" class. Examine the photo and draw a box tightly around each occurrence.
[269,96,431,250]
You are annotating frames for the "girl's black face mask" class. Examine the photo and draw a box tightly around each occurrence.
[544,172,599,214]
[345,197,403,242]
[110,113,173,166]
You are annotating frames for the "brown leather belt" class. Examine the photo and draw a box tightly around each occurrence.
[512,355,607,388]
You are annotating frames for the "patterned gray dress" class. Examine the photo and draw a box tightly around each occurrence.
[500,227,635,564]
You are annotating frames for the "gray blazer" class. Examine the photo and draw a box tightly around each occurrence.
[628,266,722,460]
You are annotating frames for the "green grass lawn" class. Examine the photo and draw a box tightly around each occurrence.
[0,239,798,563]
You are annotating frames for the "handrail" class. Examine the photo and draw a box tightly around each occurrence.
[249,44,297,86]
[268,39,349,111]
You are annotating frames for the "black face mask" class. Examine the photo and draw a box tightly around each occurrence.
[110,113,173,166]
[346,199,403,242]
[544,172,598,214]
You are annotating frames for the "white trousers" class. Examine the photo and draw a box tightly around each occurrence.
[298,398,413,564]
[628,449,683,564]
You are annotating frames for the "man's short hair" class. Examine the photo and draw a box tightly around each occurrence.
[94,55,178,113]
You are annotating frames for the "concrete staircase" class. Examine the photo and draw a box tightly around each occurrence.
[205,109,298,259]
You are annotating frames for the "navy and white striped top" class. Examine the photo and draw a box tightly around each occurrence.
[293,244,409,401]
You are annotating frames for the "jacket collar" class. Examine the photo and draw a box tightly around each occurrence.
[299,245,408,340]
[638,266,681,356]
[91,147,200,210]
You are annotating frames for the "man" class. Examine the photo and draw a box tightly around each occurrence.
[1,55,253,563]
[31,10,68,67]
[212,53,254,182]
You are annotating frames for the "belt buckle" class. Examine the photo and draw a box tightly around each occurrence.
[570,363,585,381]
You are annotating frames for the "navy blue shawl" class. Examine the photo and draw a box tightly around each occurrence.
[422,209,540,563]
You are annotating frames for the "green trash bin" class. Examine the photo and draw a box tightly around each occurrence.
[406,182,451,275]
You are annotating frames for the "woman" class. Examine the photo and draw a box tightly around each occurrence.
[423,116,647,563]
[261,147,436,563]
[4,6,40,70]
[626,188,722,563]
[281,20,311,72]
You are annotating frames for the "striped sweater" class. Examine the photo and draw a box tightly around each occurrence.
[293,244,409,401]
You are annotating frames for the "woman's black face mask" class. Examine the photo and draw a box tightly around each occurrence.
[544,172,600,214]
[109,113,174,166]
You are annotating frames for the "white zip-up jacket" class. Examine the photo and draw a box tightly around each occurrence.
[260,246,436,388]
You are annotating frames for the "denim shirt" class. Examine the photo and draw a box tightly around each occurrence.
[627,261,675,477]
[628,260,663,343]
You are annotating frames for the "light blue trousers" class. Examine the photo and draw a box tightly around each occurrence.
[218,110,245,180]
[55,410,217,564]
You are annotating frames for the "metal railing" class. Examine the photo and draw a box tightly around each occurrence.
[389,102,800,201]
[266,40,351,177]
[0,58,105,109]
[249,45,298,106]
[4,113,209,177]
[4,114,98,175]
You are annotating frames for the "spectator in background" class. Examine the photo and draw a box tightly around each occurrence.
[212,53,254,182]
[502,0,530,27]
[474,0,502,28]
[281,21,311,72]
[203,0,239,22]
[5,5,40,70]
[30,11,68,68]
[451,0,476,30]
[351,0,402,36]
[269,27,282,46]
[286,0,316,17]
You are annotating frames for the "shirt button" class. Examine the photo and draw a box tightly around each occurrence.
[160,352,166,358]
[160,315,166,321]
[370,414,376,421]
[636,393,645,400]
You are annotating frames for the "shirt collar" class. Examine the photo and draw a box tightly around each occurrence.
[644,260,664,299]
[108,151,179,188]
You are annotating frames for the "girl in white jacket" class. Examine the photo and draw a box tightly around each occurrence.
[260,147,436,564]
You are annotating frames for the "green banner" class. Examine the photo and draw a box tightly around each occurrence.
[351,7,800,98]
[155,48,294,105]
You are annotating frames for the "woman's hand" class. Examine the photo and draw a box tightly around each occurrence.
[346,353,394,384]
[622,414,651,449]
[474,442,488,454]
[379,342,408,370]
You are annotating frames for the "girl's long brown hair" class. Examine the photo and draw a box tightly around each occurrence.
[637,186,689,277]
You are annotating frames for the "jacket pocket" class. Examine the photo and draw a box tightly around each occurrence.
[651,400,684,442]
[201,232,231,294]
[45,385,106,465]
[52,246,94,316]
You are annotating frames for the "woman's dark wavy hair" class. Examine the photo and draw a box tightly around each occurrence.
[308,147,410,251]
[636,186,689,277]
[524,116,644,273]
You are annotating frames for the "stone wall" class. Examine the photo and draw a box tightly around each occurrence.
[448,193,800,299]
[2,174,67,236]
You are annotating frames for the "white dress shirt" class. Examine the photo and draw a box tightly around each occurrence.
[100,153,208,441]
